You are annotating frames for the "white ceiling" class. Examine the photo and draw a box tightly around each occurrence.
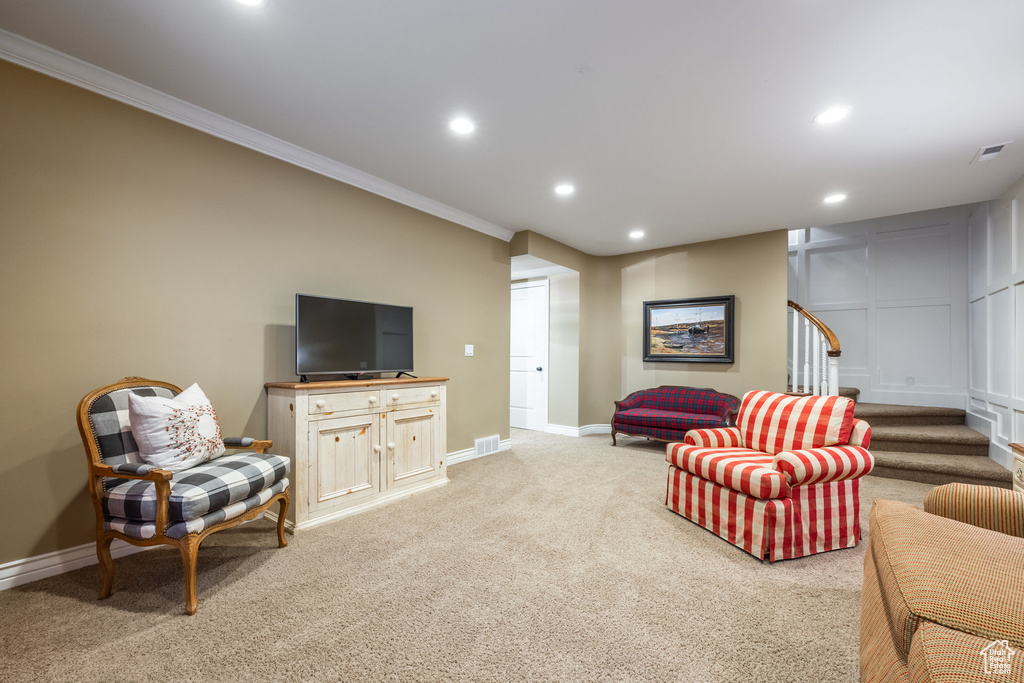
[1,0,1023,256]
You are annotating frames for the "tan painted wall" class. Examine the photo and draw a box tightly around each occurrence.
[615,231,789,402]
[0,62,511,564]
[547,273,580,428]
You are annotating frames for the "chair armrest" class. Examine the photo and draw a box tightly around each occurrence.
[723,406,739,427]
[684,427,742,448]
[773,445,874,486]
[923,483,1024,538]
[91,463,172,532]
[615,392,644,412]
[93,463,172,482]
[848,419,871,448]
[223,437,273,453]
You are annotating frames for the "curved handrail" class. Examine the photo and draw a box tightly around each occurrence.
[788,300,841,357]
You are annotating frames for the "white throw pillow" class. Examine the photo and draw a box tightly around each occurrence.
[128,383,226,472]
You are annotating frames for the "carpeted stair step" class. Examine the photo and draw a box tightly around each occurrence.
[854,402,966,427]
[870,450,1013,489]
[868,424,989,457]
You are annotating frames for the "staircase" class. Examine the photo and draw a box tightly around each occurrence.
[843,388,1013,489]
[790,301,1013,489]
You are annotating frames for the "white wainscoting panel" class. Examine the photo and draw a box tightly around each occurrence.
[813,308,869,371]
[806,245,869,307]
[790,206,968,406]
[989,287,1012,398]
[876,228,952,301]
[969,206,989,299]
[877,305,952,388]
[991,403,1011,441]
[966,176,1024,471]
[990,203,1013,287]
[970,298,988,393]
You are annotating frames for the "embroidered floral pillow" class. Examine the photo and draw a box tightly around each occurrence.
[127,383,226,472]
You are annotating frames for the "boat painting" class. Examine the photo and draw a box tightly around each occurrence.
[643,296,735,363]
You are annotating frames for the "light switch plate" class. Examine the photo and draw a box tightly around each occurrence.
[465,344,474,357]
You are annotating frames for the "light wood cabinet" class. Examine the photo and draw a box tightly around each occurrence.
[266,378,448,530]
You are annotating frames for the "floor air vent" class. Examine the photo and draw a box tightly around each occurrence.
[474,435,500,458]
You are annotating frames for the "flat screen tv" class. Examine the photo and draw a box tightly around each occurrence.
[295,294,413,379]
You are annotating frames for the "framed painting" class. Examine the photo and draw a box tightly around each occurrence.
[643,295,735,363]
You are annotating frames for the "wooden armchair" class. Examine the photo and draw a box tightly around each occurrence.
[77,377,290,615]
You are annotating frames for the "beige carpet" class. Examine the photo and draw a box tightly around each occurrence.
[0,429,933,682]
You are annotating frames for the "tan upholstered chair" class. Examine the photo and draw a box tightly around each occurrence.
[861,483,1024,682]
[77,377,291,615]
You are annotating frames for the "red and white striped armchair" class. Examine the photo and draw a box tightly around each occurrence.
[665,390,874,562]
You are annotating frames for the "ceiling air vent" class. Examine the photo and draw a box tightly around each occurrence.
[972,142,1012,163]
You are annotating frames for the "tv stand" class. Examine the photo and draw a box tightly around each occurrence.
[265,377,449,531]
[395,371,417,379]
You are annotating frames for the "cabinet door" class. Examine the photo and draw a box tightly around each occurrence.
[383,407,440,490]
[309,414,380,510]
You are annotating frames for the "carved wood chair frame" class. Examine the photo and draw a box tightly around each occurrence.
[76,376,290,615]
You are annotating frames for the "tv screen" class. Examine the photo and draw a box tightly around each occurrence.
[296,294,413,377]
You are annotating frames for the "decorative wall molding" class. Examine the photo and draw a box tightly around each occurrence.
[447,438,512,465]
[0,539,152,592]
[0,29,514,244]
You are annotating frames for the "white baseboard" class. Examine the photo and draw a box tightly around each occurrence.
[447,438,512,465]
[580,424,613,436]
[0,538,154,592]
[544,424,612,437]
[544,424,580,437]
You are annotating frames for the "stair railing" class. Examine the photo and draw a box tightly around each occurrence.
[788,300,841,396]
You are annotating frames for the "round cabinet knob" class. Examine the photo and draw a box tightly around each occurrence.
[315,400,326,409]
[373,445,382,453]
[430,391,438,398]
[387,442,395,450]
[368,396,377,404]
[391,394,400,402]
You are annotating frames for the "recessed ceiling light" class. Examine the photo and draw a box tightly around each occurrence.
[235,0,266,6]
[814,107,849,125]
[629,229,645,239]
[448,117,475,135]
[823,193,847,204]
[554,183,575,196]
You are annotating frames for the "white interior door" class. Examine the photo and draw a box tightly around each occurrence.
[510,280,549,430]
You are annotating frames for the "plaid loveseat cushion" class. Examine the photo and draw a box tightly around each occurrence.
[614,408,732,432]
[103,452,289,523]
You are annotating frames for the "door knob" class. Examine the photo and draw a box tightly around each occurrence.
[536,366,543,371]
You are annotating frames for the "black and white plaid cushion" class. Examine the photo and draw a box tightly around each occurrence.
[103,452,290,523]
[106,478,289,540]
[88,386,178,479]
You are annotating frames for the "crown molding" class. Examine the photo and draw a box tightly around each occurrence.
[0,29,514,243]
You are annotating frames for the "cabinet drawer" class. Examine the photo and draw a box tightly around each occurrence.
[309,390,380,416]
[383,385,441,409]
